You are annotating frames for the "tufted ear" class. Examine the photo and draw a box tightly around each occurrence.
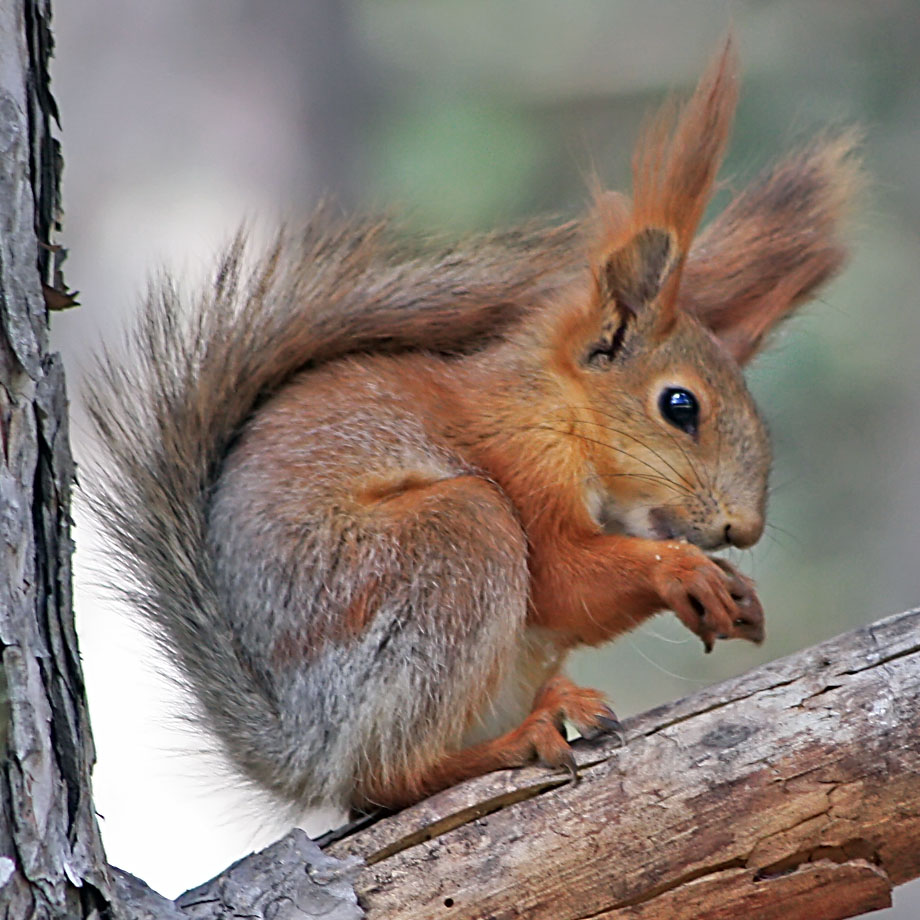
[588,34,739,346]
[582,228,681,366]
[681,131,862,364]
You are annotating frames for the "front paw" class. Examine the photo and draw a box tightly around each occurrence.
[708,556,764,645]
[651,544,764,652]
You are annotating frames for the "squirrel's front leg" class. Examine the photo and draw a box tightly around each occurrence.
[529,533,764,651]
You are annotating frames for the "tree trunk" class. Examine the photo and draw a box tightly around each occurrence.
[2,4,918,920]
[0,1,112,917]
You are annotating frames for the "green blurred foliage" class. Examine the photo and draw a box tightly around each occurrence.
[368,97,547,229]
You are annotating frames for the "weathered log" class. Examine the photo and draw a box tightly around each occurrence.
[321,608,920,920]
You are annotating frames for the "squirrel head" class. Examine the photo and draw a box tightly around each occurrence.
[555,223,769,550]
[534,36,859,551]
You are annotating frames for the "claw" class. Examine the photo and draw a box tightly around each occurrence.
[557,748,579,783]
[606,722,627,748]
[596,714,624,736]
[581,706,626,746]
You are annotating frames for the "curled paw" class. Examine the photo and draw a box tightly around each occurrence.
[651,543,765,652]
[526,676,625,759]
[708,556,764,645]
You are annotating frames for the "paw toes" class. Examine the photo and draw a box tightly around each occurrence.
[526,721,576,776]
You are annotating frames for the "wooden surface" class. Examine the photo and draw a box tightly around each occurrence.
[326,608,920,920]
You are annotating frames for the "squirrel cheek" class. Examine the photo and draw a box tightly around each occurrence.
[583,486,625,535]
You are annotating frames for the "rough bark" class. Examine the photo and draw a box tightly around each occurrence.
[111,832,363,920]
[0,1,113,918]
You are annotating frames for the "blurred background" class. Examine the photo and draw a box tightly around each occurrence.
[51,0,920,912]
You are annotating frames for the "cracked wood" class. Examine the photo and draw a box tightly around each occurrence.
[326,608,920,920]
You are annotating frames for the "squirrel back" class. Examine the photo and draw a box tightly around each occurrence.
[87,40,860,814]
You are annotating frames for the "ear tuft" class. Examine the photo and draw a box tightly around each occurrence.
[587,36,740,331]
[631,35,739,254]
[681,128,863,363]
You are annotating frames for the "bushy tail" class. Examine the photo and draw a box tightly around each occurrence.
[84,211,578,764]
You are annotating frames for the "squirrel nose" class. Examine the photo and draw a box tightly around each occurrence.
[722,511,764,549]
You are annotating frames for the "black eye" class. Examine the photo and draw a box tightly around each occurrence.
[659,387,699,436]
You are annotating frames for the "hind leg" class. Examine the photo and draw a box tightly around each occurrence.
[345,476,624,811]
[339,471,536,810]
[354,674,622,811]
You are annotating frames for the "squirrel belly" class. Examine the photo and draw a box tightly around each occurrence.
[87,38,860,815]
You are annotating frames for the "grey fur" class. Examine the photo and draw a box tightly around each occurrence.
[85,127,856,812]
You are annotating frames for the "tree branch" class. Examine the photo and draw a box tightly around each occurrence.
[112,608,920,919]
[318,608,920,920]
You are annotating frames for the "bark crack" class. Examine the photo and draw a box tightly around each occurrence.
[363,773,582,865]
[581,857,749,917]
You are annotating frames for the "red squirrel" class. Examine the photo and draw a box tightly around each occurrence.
[87,39,858,815]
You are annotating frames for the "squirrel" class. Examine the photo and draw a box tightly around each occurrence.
[86,39,859,816]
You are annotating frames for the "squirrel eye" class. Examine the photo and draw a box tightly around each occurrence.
[659,387,699,436]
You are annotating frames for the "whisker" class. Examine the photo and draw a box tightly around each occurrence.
[625,631,708,684]
[638,625,695,646]
[715,412,725,494]
[538,424,696,499]
[763,520,802,548]
[662,423,710,494]
[556,406,698,492]
[581,470,688,500]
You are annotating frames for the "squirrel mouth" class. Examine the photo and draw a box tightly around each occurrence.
[647,507,730,551]
[590,492,727,551]
[647,508,680,541]
[594,502,684,542]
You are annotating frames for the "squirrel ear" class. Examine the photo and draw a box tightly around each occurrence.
[601,227,679,317]
[681,131,862,364]
[587,36,739,351]
[585,228,679,366]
